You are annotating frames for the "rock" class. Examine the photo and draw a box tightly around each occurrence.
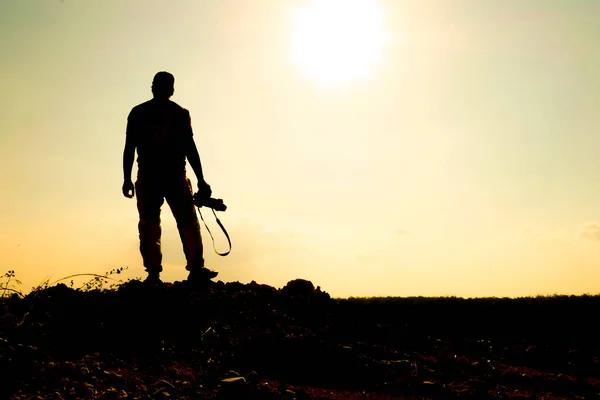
[281,279,315,298]
[225,370,241,378]
[245,370,260,383]
[294,388,313,399]
[467,378,489,392]
[218,376,248,399]
[417,380,449,398]
[220,377,247,385]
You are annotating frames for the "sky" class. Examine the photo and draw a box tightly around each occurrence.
[1,0,600,298]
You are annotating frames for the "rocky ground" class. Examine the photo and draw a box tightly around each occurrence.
[1,278,599,399]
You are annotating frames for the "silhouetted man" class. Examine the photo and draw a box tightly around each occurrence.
[122,71,217,284]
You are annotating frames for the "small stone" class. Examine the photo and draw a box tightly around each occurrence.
[245,371,260,383]
[221,377,246,384]
[219,376,248,399]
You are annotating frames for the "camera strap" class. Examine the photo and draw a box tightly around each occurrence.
[197,207,231,256]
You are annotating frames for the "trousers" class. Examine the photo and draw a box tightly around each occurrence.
[135,173,204,273]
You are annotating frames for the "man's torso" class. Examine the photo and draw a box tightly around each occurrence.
[127,99,193,177]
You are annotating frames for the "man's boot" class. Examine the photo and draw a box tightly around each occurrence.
[144,271,163,285]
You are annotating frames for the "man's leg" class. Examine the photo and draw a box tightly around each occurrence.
[135,177,164,278]
[165,176,217,280]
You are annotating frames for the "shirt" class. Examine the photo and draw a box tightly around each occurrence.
[126,99,193,177]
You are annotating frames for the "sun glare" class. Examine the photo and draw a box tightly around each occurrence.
[291,0,388,86]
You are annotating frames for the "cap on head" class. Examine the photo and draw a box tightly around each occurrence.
[152,71,175,99]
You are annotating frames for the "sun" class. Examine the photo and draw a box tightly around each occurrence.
[291,0,388,86]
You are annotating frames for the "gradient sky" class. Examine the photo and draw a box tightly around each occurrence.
[1,0,600,298]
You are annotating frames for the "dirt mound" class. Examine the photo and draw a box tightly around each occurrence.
[1,279,599,399]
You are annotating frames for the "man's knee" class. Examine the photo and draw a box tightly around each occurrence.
[176,216,200,230]
[170,202,199,228]
[138,211,161,224]
[139,218,161,236]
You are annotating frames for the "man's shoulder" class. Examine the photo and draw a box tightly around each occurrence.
[168,101,189,115]
[128,100,153,117]
[168,101,191,122]
[128,99,190,120]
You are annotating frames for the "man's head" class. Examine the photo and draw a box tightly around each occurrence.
[152,71,175,99]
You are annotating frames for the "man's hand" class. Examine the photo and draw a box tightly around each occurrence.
[197,180,212,198]
[122,179,135,198]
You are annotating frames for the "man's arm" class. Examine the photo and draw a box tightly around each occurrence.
[122,112,137,198]
[183,109,211,196]
[123,135,136,181]
[186,136,205,183]
[186,136,211,198]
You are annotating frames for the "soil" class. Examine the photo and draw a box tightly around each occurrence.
[1,278,599,399]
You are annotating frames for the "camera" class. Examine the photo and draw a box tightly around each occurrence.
[193,191,227,212]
